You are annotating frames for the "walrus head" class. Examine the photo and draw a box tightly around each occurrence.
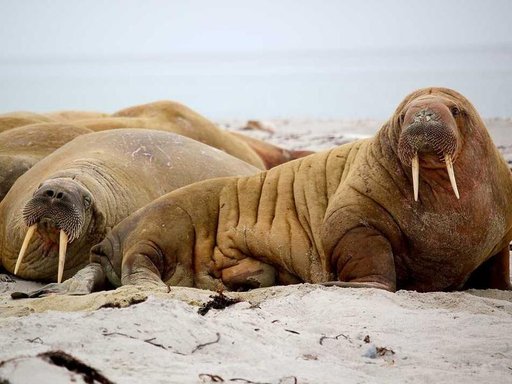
[15,178,94,283]
[393,89,473,201]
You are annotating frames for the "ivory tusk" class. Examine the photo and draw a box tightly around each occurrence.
[14,224,37,275]
[445,154,460,199]
[57,230,69,283]
[412,152,419,201]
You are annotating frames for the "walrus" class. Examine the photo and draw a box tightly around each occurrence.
[229,131,315,169]
[0,123,93,201]
[75,100,312,169]
[0,102,312,201]
[1,129,259,284]
[45,110,108,122]
[0,110,106,133]
[0,101,313,171]
[18,87,511,298]
[0,111,57,133]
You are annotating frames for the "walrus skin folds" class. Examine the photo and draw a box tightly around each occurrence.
[18,87,512,297]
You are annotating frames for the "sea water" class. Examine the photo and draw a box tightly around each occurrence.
[0,46,511,119]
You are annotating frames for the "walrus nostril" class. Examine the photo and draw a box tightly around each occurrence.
[56,192,64,199]
[45,190,55,198]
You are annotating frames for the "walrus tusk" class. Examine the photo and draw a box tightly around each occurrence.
[412,152,419,201]
[14,224,37,275]
[445,154,460,199]
[57,230,69,283]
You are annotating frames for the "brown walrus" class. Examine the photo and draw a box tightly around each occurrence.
[1,129,259,285]
[229,131,315,169]
[0,101,313,201]
[18,87,512,298]
[0,111,57,133]
[1,102,313,170]
[0,110,107,133]
[78,100,308,169]
[0,123,93,201]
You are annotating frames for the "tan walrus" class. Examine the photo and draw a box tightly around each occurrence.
[0,110,107,133]
[0,101,312,201]
[17,87,512,297]
[0,111,57,133]
[1,129,259,285]
[78,100,312,169]
[1,101,313,170]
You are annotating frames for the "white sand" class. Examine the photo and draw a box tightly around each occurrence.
[1,119,512,383]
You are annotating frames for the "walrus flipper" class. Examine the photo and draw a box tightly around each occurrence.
[328,226,397,292]
[11,263,107,299]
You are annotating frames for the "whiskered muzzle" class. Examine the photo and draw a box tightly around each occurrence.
[398,119,460,201]
[22,197,84,242]
[15,196,86,283]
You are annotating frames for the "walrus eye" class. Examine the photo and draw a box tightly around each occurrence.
[83,195,92,209]
[450,106,460,117]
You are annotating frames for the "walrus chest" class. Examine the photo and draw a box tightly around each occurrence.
[396,196,506,290]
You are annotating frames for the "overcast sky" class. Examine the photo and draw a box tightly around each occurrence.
[1,0,511,57]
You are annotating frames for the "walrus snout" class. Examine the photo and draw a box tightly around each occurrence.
[22,179,91,241]
[397,103,461,201]
[399,108,458,162]
[15,178,93,283]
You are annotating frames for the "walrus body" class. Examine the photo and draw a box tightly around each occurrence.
[0,112,57,133]
[1,129,259,283]
[78,88,512,294]
[73,100,314,169]
[229,131,315,169]
[79,102,264,169]
[0,101,313,202]
[0,123,93,201]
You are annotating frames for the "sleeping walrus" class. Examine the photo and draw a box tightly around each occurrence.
[1,129,259,285]
[0,101,312,201]
[81,100,312,169]
[17,87,512,297]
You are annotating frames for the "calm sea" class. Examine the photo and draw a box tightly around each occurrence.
[1,47,511,119]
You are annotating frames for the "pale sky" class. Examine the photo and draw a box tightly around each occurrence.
[1,0,511,57]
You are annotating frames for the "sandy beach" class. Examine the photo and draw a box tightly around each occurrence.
[1,118,512,384]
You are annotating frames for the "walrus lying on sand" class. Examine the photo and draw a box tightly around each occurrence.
[0,111,57,133]
[1,129,259,285]
[0,110,107,133]
[0,123,93,201]
[15,87,512,297]
[0,101,312,201]
[81,100,312,169]
[1,101,312,171]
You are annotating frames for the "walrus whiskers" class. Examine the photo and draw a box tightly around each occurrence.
[445,154,460,199]
[58,230,68,283]
[412,152,419,201]
[14,224,37,275]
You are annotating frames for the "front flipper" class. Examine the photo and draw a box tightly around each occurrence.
[11,263,107,299]
[120,242,170,292]
[329,226,397,292]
